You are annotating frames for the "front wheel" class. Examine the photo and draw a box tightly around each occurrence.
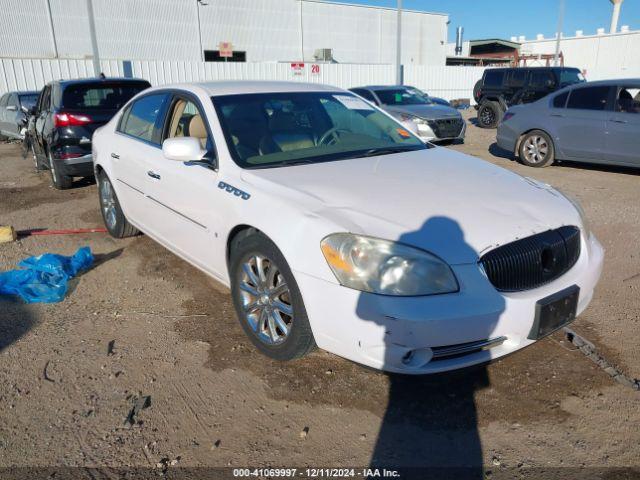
[229,231,316,361]
[97,170,139,238]
[518,130,555,168]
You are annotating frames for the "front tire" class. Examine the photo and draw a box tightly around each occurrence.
[518,130,555,168]
[229,231,316,361]
[477,101,503,128]
[48,150,73,189]
[97,170,139,238]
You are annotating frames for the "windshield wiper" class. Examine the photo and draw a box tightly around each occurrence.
[362,146,421,157]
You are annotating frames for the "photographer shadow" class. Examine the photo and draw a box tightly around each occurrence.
[356,216,506,479]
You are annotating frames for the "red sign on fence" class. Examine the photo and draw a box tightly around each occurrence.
[311,64,320,75]
[219,42,233,58]
[291,62,305,75]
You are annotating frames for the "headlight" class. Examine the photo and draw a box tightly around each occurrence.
[398,113,428,125]
[320,233,458,296]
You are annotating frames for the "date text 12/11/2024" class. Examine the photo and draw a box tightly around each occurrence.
[232,468,401,478]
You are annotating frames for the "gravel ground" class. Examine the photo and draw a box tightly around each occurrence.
[0,113,639,479]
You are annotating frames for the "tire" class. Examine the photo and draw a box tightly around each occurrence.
[48,149,73,189]
[97,170,139,238]
[229,231,316,361]
[518,130,555,168]
[477,100,503,129]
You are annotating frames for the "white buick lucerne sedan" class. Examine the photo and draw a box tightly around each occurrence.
[92,81,603,374]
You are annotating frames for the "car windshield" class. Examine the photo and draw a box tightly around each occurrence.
[374,88,433,106]
[212,92,427,169]
[62,82,149,110]
[559,69,586,87]
[19,94,38,109]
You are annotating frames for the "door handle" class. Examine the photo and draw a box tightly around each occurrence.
[147,170,161,180]
[610,118,628,124]
[111,153,119,159]
[550,113,564,117]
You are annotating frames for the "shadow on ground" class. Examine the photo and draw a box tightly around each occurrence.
[0,300,36,352]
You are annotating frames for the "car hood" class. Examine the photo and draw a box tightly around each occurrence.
[383,103,460,120]
[240,148,579,265]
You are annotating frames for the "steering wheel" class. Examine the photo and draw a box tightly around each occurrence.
[318,127,349,146]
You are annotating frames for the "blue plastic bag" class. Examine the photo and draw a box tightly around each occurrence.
[0,247,94,303]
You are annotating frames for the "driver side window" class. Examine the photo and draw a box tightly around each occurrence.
[164,97,211,149]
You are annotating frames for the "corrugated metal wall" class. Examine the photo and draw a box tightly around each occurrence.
[0,57,487,103]
[404,66,488,101]
[0,0,448,64]
[520,31,640,80]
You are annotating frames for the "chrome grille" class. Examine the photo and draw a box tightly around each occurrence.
[428,117,464,139]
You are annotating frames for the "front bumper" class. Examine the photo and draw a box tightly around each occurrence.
[295,233,604,374]
[403,119,466,143]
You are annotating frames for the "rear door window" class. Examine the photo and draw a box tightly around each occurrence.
[566,86,611,111]
[62,82,150,111]
[19,94,38,110]
[507,70,527,88]
[483,70,505,87]
[552,91,569,108]
[530,70,556,89]
[119,93,169,144]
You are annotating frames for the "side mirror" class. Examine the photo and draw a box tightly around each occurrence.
[6,105,17,112]
[163,137,206,162]
[162,137,218,170]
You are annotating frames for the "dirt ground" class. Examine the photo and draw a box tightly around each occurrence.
[1,111,639,479]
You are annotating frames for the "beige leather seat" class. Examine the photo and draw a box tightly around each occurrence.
[187,114,208,148]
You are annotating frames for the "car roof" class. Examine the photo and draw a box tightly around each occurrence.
[143,81,344,97]
[53,77,150,88]
[569,78,640,87]
[486,66,581,72]
[351,85,415,91]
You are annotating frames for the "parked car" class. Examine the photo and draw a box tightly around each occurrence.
[28,77,151,189]
[474,67,585,128]
[349,85,465,143]
[0,90,39,140]
[92,81,603,374]
[497,79,640,168]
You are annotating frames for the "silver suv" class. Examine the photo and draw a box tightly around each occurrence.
[350,85,465,143]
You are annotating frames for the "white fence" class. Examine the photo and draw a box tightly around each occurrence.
[0,57,486,103]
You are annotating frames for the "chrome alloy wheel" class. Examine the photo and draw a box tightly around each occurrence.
[523,135,549,164]
[99,177,117,230]
[239,254,293,345]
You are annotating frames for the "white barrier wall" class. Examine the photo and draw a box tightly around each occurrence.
[0,58,489,103]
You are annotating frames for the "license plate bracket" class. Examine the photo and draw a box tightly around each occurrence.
[528,285,580,340]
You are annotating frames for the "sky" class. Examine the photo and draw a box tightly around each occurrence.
[325,0,639,42]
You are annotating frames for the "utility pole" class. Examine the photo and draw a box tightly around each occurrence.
[196,0,207,62]
[45,0,58,58]
[395,0,402,84]
[553,0,565,67]
[86,0,101,76]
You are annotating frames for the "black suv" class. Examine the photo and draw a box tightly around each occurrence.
[29,77,150,189]
[473,67,585,128]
